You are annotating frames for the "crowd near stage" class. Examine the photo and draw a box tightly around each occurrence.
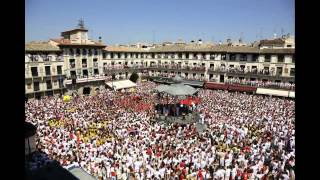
[25,77,295,180]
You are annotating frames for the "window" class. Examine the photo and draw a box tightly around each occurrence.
[252,54,258,62]
[93,59,98,67]
[31,67,38,77]
[110,53,114,59]
[186,53,189,59]
[124,53,127,59]
[69,59,75,69]
[42,54,49,61]
[94,69,99,75]
[292,55,295,63]
[152,53,155,58]
[27,83,32,89]
[287,45,292,47]
[45,66,51,76]
[276,67,283,76]
[76,48,80,56]
[82,49,87,56]
[202,53,206,60]
[230,54,236,61]
[102,52,106,59]
[290,68,295,76]
[178,53,182,59]
[70,71,76,78]
[46,80,52,89]
[83,70,88,77]
[221,54,226,60]
[94,49,98,56]
[239,54,247,61]
[278,55,284,63]
[88,49,92,56]
[265,55,271,62]
[69,48,74,56]
[210,54,215,60]
[82,59,87,68]
[33,82,40,91]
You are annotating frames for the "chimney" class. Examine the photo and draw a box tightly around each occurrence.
[198,39,203,45]
[98,36,102,43]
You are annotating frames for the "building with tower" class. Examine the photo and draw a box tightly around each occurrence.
[25,22,295,98]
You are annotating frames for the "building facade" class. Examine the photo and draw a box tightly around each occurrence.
[25,25,295,98]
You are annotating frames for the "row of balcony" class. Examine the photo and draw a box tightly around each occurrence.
[31,83,64,92]
[27,55,63,62]
[69,63,99,69]
[102,65,206,72]
[26,73,65,79]
[69,54,99,57]
[99,65,294,78]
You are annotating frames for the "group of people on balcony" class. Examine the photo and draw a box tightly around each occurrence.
[26,54,63,62]
[25,81,295,180]
[225,78,295,90]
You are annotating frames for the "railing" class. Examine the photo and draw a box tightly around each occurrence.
[225,80,295,90]
[31,73,39,77]
[34,86,40,91]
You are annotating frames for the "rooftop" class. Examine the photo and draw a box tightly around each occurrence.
[260,38,285,46]
[25,41,61,52]
[104,43,294,54]
[50,38,106,47]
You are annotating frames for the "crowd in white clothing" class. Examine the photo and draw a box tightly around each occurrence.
[225,79,295,90]
[25,81,295,180]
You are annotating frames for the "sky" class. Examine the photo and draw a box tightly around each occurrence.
[26,0,295,45]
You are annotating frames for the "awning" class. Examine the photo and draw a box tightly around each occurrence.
[256,88,294,98]
[105,80,137,90]
[182,80,204,87]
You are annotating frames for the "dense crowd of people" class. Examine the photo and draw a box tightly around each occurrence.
[25,81,295,179]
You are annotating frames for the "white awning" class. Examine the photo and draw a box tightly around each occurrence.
[105,80,137,90]
[256,88,295,98]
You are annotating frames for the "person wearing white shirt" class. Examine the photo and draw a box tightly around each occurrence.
[215,168,225,179]
[225,166,231,180]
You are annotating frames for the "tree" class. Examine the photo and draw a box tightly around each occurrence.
[130,72,139,83]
